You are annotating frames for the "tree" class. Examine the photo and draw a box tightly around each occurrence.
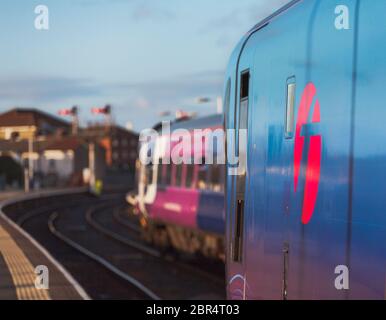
[0,156,23,187]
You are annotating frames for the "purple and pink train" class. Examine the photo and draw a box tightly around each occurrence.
[128,114,225,260]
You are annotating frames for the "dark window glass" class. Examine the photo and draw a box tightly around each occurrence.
[210,164,221,192]
[175,164,183,187]
[145,164,153,186]
[165,164,172,186]
[157,163,164,186]
[224,79,231,129]
[186,164,195,188]
[233,199,244,262]
[208,164,225,192]
[240,71,250,99]
[198,164,208,190]
[232,70,250,263]
[237,70,250,198]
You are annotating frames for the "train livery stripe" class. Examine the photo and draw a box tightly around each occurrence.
[149,187,200,229]
[197,191,225,234]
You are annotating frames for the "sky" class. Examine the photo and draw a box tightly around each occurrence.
[0,0,289,131]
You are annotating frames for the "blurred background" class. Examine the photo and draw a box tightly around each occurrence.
[0,0,287,192]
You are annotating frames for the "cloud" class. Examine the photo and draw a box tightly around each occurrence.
[73,0,131,7]
[134,96,150,109]
[116,70,224,108]
[73,0,175,22]
[200,0,290,48]
[131,3,175,22]
[0,76,103,103]
[247,0,291,24]
[0,70,224,130]
[204,0,290,31]
[126,70,223,96]
[106,70,225,129]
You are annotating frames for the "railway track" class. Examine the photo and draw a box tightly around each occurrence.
[48,212,160,300]
[3,193,225,300]
[87,202,226,289]
[112,205,142,234]
[4,193,150,299]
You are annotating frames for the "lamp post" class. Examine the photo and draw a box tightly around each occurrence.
[24,133,35,192]
[28,136,34,181]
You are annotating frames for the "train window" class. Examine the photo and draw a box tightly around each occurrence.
[233,199,245,262]
[232,70,250,263]
[285,77,296,139]
[237,71,249,195]
[175,164,183,187]
[219,164,225,191]
[209,164,223,192]
[171,164,176,186]
[145,164,153,186]
[181,164,187,188]
[240,71,250,100]
[162,163,167,185]
[192,165,199,189]
[198,164,208,190]
[165,163,172,186]
[224,79,231,129]
[186,164,195,188]
[157,163,164,186]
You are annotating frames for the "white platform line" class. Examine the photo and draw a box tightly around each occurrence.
[0,188,91,300]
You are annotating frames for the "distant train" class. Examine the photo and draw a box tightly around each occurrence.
[128,114,225,260]
[224,0,386,299]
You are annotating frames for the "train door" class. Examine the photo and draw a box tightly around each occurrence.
[228,1,317,299]
[233,0,358,300]
[226,40,254,300]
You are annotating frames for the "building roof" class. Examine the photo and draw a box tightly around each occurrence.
[0,108,70,128]
[0,137,84,153]
[81,124,138,138]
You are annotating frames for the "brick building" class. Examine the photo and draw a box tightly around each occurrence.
[82,125,138,171]
[0,108,139,189]
[0,108,71,140]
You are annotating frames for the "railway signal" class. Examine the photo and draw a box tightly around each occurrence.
[58,106,79,135]
[91,104,112,128]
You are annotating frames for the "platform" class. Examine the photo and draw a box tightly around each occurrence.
[0,189,90,300]
[0,191,22,202]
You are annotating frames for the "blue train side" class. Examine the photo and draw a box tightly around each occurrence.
[225,0,386,299]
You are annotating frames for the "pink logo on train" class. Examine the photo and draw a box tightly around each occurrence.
[294,83,322,225]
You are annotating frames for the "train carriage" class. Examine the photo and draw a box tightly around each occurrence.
[130,114,226,260]
[225,0,386,300]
